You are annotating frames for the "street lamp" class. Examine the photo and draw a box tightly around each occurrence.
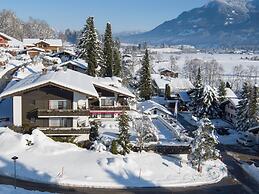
[11,156,18,189]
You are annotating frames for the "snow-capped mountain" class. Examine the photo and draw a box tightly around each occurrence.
[121,0,259,48]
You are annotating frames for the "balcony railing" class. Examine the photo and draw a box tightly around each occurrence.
[41,128,90,135]
[37,109,90,117]
[89,106,130,111]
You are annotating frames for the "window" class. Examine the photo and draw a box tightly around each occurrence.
[49,100,67,110]
[49,118,70,127]
[101,114,114,118]
[101,98,115,106]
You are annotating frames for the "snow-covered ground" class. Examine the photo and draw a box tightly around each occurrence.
[0,127,227,188]
[150,52,259,74]
[241,163,259,183]
[0,185,50,194]
[216,129,241,145]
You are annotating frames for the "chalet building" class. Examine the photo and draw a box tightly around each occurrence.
[0,32,23,49]
[23,39,63,53]
[158,67,178,78]
[58,59,88,74]
[0,68,135,135]
[220,88,240,126]
[25,47,45,58]
[152,74,194,97]
[137,100,173,118]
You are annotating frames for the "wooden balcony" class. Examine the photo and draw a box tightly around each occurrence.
[37,109,90,117]
[89,106,130,111]
[41,128,90,136]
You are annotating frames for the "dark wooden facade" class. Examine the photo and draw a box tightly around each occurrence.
[21,85,73,128]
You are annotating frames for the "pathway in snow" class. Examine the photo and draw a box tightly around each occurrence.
[152,118,174,143]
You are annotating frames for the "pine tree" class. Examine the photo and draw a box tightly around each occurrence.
[103,22,113,77]
[194,67,202,88]
[139,49,152,100]
[218,80,226,102]
[248,85,258,128]
[195,85,221,118]
[165,84,171,100]
[77,17,102,76]
[236,82,251,131]
[191,67,203,114]
[113,48,122,77]
[188,118,219,172]
[117,111,131,155]
[89,121,99,142]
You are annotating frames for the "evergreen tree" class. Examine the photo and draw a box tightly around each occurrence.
[218,80,226,102]
[77,17,102,76]
[236,82,251,131]
[195,85,221,118]
[113,48,122,77]
[103,22,114,77]
[139,49,152,100]
[165,84,171,100]
[188,118,219,172]
[89,121,99,142]
[117,111,131,155]
[194,67,202,88]
[191,67,203,114]
[248,85,258,128]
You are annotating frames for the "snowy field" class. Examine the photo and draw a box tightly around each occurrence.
[149,51,259,74]
[0,127,227,188]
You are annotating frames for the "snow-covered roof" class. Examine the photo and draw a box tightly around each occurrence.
[23,39,63,47]
[59,59,88,70]
[137,100,172,116]
[0,68,99,99]
[225,88,237,99]
[0,32,23,49]
[26,47,45,52]
[93,77,135,98]
[229,98,240,107]
[0,68,135,99]
[152,74,194,92]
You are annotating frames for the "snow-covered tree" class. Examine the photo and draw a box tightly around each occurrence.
[248,85,258,128]
[134,114,158,152]
[77,17,102,76]
[117,111,131,155]
[191,67,203,114]
[23,17,55,39]
[188,118,219,172]
[139,49,152,100]
[103,22,114,77]
[113,47,122,77]
[236,82,251,131]
[218,80,226,102]
[195,85,221,118]
[89,121,99,142]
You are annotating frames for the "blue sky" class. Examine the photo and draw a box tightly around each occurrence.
[0,0,208,33]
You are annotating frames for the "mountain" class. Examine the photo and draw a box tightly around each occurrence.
[120,0,259,48]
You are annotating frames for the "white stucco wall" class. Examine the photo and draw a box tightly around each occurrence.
[13,96,22,126]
